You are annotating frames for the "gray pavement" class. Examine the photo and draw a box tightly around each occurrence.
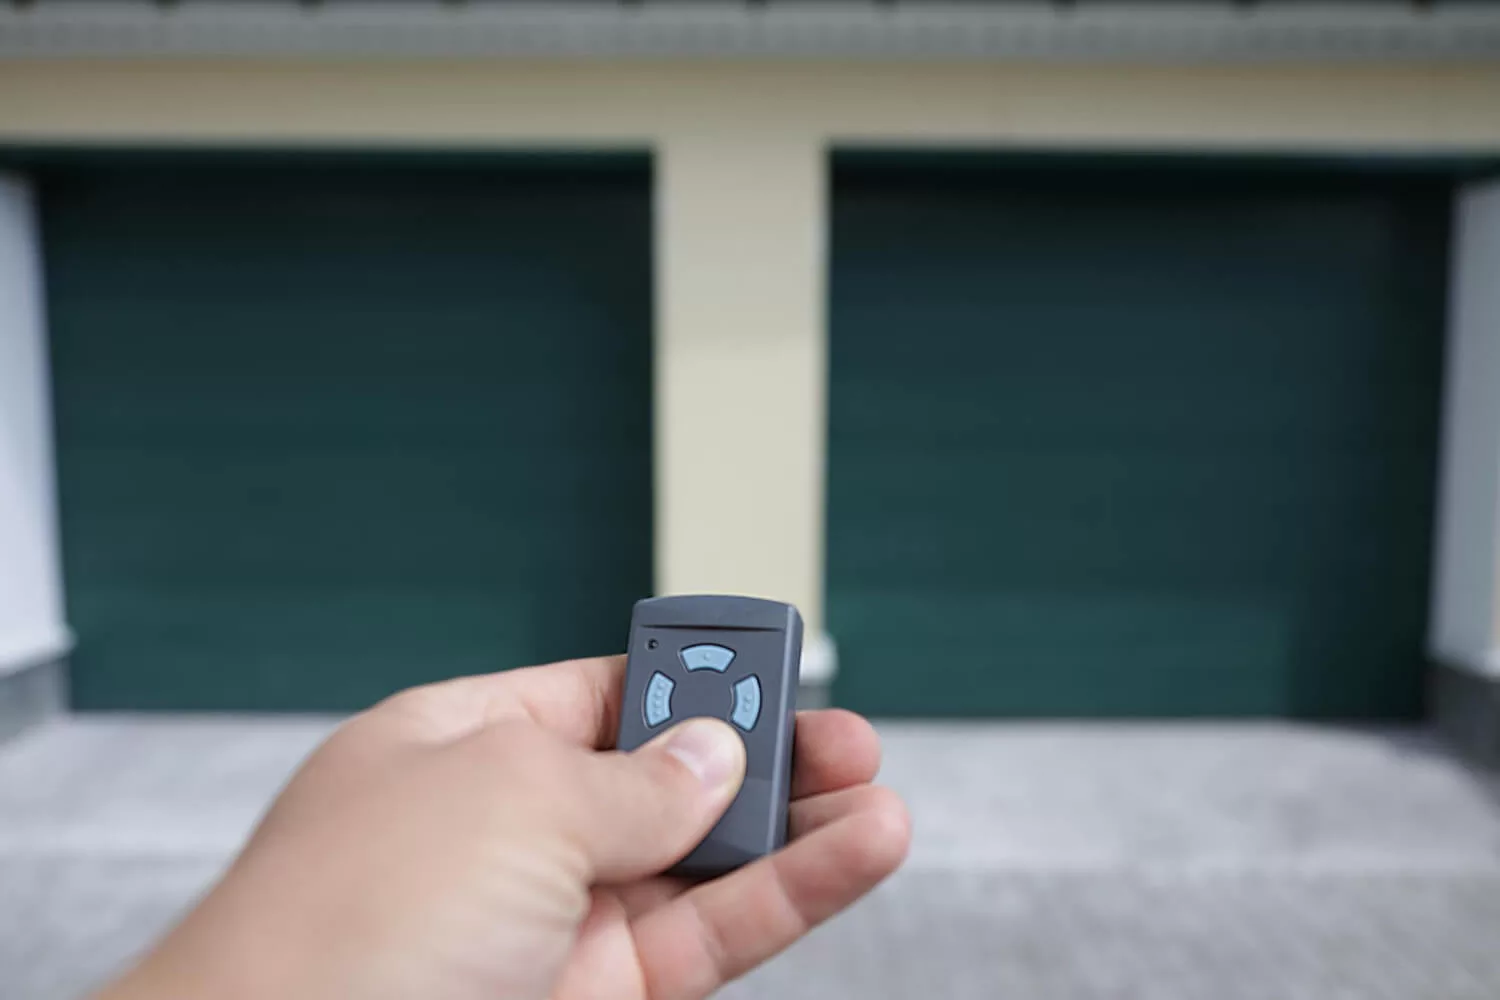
[3,718,1499,999]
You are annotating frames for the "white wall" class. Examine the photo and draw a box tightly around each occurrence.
[0,173,70,677]
[1431,181,1500,678]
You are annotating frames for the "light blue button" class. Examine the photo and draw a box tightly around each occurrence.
[731,675,761,732]
[644,672,675,728]
[680,644,736,673]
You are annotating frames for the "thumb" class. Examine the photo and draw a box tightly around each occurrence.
[568,717,746,882]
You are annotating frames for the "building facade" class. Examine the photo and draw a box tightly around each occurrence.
[1,3,1499,752]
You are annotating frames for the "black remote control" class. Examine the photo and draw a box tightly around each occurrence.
[615,595,803,877]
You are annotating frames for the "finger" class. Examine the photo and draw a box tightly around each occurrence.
[791,709,882,799]
[564,718,746,882]
[610,875,692,919]
[610,783,886,921]
[630,785,911,1000]
[788,783,891,840]
[574,707,880,886]
[381,655,627,747]
[500,655,626,748]
[549,889,644,1000]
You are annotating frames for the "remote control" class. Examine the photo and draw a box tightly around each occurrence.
[615,594,803,877]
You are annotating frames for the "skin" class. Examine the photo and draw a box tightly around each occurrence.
[96,655,911,1000]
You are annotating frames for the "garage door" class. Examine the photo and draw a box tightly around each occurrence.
[43,157,653,711]
[827,156,1450,719]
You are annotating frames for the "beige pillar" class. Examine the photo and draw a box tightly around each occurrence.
[654,130,828,640]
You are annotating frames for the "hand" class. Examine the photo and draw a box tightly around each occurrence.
[99,656,910,1000]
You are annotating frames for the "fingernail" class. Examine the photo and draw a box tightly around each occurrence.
[662,718,744,791]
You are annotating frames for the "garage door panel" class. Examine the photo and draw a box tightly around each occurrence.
[831,585,1427,718]
[834,450,1426,571]
[829,588,1304,716]
[46,159,652,711]
[835,358,1436,449]
[828,160,1447,718]
[76,592,545,712]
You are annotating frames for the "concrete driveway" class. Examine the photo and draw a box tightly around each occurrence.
[3,719,1499,999]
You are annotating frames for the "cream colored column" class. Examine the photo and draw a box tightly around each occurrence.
[654,130,828,644]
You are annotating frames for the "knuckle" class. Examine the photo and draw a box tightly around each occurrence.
[368,683,469,740]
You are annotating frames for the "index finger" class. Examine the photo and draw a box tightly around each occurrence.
[384,655,627,747]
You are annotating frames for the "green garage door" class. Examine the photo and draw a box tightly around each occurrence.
[43,157,652,711]
[828,156,1451,719]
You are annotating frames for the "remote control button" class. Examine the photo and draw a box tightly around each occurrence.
[680,644,736,673]
[730,675,761,732]
[644,672,675,728]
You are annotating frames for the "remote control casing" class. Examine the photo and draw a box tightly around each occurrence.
[616,595,802,877]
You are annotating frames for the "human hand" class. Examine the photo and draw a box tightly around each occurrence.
[99,656,910,1000]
